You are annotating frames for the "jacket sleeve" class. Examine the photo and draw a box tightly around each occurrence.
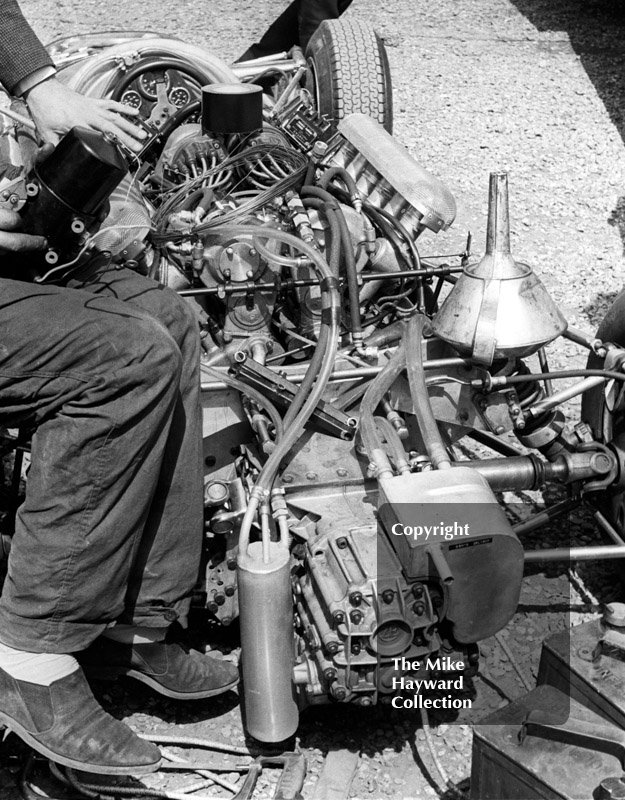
[0,0,54,94]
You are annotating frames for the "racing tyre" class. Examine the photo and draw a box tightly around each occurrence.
[305,19,393,133]
[581,288,625,538]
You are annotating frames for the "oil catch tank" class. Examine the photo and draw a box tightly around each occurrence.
[377,466,524,643]
[237,540,299,743]
[7,126,127,281]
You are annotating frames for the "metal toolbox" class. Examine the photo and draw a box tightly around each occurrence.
[471,684,625,800]
[538,618,625,729]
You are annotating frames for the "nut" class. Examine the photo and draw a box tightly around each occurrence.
[604,602,625,628]
[350,591,363,606]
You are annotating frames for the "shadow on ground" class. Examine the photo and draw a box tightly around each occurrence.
[509,0,625,319]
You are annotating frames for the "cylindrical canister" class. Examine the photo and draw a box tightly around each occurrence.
[237,541,299,742]
[19,128,127,246]
[202,83,263,134]
[35,126,128,216]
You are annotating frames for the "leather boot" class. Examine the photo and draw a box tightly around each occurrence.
[80,639,239,700]
[0,666,161,774]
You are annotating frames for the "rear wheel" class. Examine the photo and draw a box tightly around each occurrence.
[305,18,393,132]
[581,288,625,533]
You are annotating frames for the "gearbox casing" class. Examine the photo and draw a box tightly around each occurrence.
[378,467,524,643]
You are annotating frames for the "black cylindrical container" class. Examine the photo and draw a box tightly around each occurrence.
[9,127,128,281]
[201,83,263,134]
[35,127,127,216]
[20,127,127,242]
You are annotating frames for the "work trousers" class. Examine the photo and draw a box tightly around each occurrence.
[241,0,354,59]
[0,261,204,653]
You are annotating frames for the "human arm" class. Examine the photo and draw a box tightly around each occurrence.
[0,0,146,150]
[24,79,147,151]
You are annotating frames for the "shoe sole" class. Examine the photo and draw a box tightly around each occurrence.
[86,665,240,700]
[0,710,162,776]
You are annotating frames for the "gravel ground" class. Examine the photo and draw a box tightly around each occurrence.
[3,0,625,798]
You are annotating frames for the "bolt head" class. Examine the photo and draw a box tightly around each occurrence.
[599,777,625,800]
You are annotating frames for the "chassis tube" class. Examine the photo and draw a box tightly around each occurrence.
[525,546,625,562]
[200,358,471,392]
[527,376,606,418]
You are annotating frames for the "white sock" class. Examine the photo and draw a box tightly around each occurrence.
[102,625,168,645]
[0,641,79,686]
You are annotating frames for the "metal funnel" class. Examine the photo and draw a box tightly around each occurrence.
[431,172,566,365]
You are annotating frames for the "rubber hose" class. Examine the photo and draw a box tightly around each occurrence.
[252,237,308,267]
[226,226,340,551]
[318,166,359,198]
[374,415,409,473]
[328,204,362,341]
[363,320,405,348]
[202,366,284,440]
[280,202,340,432]
[360,339,407,476]
[405,315,451,469]
[301,186,362,341]
[281,323,331,432]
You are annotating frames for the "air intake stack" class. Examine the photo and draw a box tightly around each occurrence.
[328,113,456,238]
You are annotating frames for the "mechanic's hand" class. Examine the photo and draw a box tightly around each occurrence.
[0,209,46,253]
[25,78,147,152]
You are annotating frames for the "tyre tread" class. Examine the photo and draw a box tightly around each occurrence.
[305,18,393,132]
